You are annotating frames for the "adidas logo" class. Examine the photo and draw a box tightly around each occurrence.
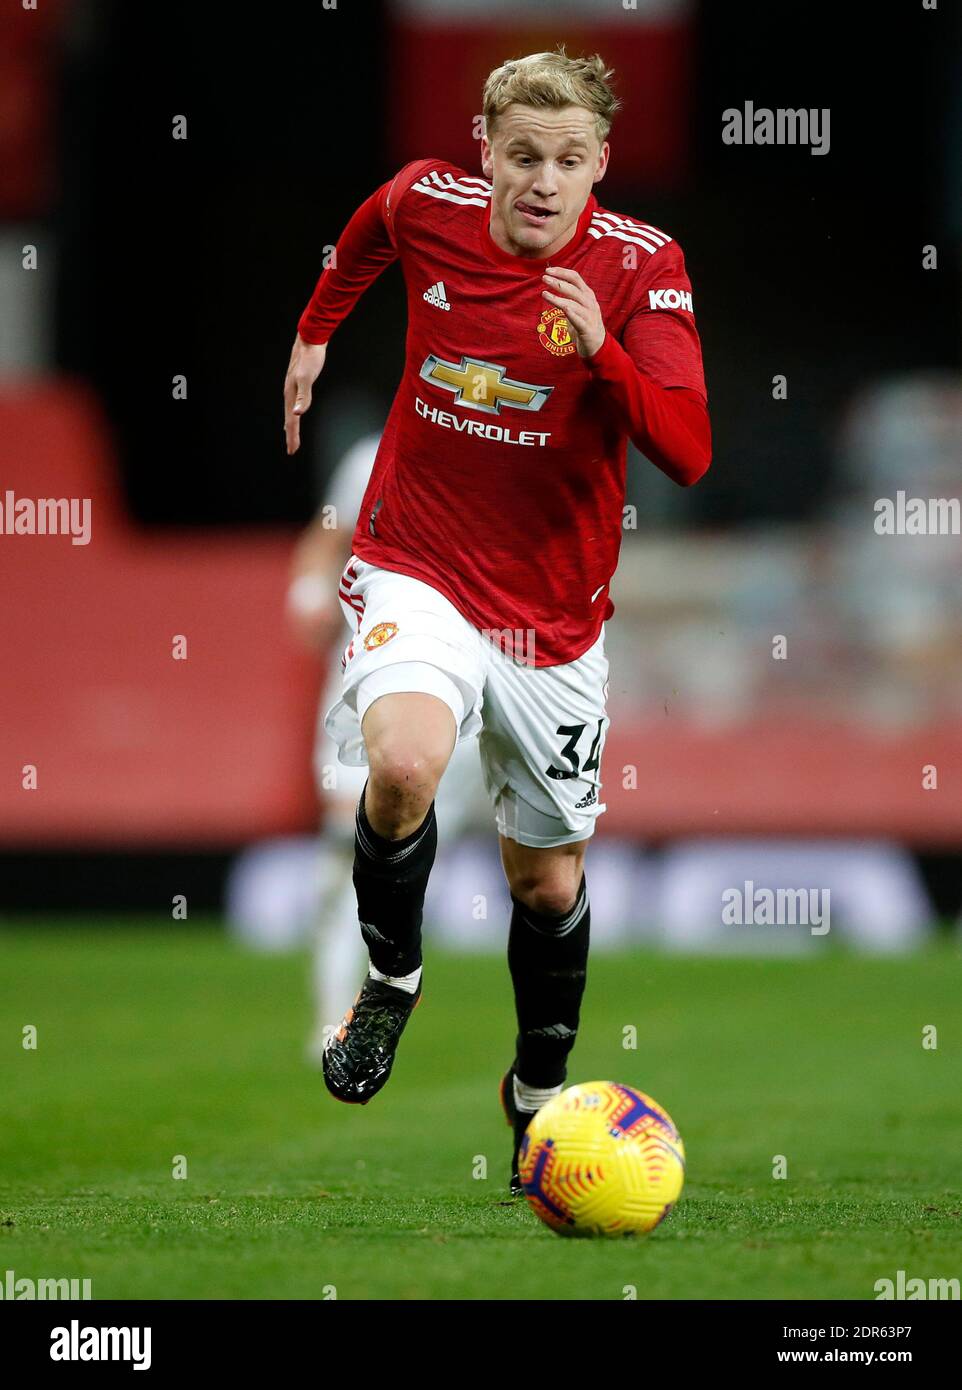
[528,1024,577,1040]
[359,918,389,943]
[422,281,451,311]
[574,787,597,809]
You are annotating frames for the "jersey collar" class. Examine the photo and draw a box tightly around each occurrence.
[481,193,598,273]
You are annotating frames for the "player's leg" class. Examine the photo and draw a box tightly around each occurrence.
[499,834,592,1192]
[322,685,457,1104]
[500,835,590,1085]
[353,688,456,976]
[311,704,487,1065]
[479,626,609,1189]
[321,558,483,1102]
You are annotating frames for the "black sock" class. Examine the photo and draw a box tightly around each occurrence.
[353,781,437,977]
[507,873,590,1090]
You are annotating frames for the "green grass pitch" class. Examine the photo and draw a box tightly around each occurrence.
[2,921,960,1300]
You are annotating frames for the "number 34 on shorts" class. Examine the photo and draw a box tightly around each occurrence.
[547,718,606,800]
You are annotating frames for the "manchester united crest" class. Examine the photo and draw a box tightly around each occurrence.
[537,306,576,357]
[363,621,399,651]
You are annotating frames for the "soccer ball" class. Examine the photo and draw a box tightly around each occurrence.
[518,1081,685,1237]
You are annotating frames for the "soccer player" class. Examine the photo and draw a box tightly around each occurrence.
[283,49,711,1193]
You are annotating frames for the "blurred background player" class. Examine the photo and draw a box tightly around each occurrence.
[285,430,487,1062]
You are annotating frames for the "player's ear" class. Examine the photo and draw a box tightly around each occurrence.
[592,141,610,186]
[480,133,494,180]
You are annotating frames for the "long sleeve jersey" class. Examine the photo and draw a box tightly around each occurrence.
[298,159,711,665]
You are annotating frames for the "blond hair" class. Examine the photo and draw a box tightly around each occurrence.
[483,48,620,145]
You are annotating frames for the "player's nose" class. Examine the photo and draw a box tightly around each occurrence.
[531,171,559,200]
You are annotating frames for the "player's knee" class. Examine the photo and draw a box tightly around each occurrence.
[369,750,440,803]
[509,867,581,919]
[365,743,444,832]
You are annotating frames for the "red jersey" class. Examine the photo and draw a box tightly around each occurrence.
[298,159,710,666]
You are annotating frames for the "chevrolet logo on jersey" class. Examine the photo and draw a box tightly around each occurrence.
[419,354,553,416]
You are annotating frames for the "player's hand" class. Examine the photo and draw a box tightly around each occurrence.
[284,335,328,455]
[541,267,606,359]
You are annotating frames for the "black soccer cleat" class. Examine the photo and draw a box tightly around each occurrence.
[500,1064,537,1197]
[322,975,422,1105]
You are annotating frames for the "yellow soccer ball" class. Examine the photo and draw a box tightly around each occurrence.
[518,1082,685,1237]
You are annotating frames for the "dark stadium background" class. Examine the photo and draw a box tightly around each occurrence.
[2,0,960,918]
[58,1,957,525]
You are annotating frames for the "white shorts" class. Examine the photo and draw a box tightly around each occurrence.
[324,556,610,848]
[314,654,488,837]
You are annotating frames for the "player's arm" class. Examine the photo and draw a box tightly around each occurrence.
[284,186,394,455]
[583,334,711,487]
[285,161,436,455]
[541,253,711,487]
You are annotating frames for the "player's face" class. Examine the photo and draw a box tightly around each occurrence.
[481,104,609,259]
